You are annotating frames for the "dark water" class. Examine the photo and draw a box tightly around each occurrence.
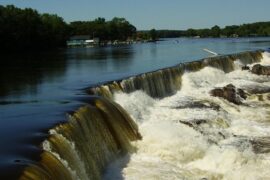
[0,37,270,178]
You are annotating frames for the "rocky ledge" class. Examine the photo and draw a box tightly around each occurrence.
[210,84,247,105]
[251,64,270,76]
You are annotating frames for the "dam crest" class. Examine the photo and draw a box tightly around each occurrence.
[20,50,266,179]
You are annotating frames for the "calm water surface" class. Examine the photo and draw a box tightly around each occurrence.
[0,37,270,178]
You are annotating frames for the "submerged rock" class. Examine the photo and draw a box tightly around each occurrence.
[241,65,250,70]
[250,137,270,154]
[171,101,220,111]
[178,119,207,128]
[210,84,247,105]
[245,86,270,94]
[251,64,270,76]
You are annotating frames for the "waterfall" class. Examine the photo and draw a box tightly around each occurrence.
[20,98,141,180]
[103,51,270,179]
[20,50,264,179]
[89,51,262,98]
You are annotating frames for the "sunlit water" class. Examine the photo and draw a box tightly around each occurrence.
[0,37,270,178]
[104,52,270,180]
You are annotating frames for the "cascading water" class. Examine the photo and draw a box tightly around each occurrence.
[89,51,262,99]
[20,50,269,180]
[20,98,141,180]
[103,51,270,179]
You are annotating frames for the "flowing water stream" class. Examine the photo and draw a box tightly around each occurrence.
[1,38,270,179]
[20,50,270,180]
[104,52,270,180]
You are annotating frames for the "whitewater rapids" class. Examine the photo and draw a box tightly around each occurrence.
[104,52,270,180]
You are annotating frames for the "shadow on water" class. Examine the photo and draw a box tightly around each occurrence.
[67,47,110,60]
[0,46,135,98]
[66,46,135,81]
[110,46,135,71]
[67,45,134,61]
[0,50,67,97]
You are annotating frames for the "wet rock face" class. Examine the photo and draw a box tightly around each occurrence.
[251,64,270,76]
[171,101,220,111]
[178,119,207,128]
[241,65,250,71]
[250,137,270,154]
[210,84,247,105]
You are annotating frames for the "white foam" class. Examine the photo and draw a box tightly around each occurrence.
[105,52,270,179]
[261,51,270,65]
[43,131,89,180]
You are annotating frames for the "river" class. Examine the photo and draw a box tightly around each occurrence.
[0,37,270,179]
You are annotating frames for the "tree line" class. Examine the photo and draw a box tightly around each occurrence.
[185,22,270,37]
[0,5,69,51]
[0,5,270,51]
[0,5,136,51]
[70,17,136,41]
[147,22,270,39]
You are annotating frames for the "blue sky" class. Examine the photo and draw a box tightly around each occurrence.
[1,0,269,30]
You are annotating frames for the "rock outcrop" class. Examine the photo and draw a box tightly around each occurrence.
[241,65,250,70]
[251,64,270,75]
[210,84,247,105]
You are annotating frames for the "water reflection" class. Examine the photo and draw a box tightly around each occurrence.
[68,47,110,60]
[0,38,269,99]
[0,51,67,97]
[67,46,134,60]
[65,46,136,84]
[0,46,136,98]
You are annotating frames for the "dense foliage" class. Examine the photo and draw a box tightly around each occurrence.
[0,5,69,51]
[137,29,158,41]
[70,17,136,41]
[0,5,136,51]
[149,22,270,39]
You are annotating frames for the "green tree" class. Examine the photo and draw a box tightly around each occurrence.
[222,25,239,37]
[211,25,221,37]
[0,5,68,51]
[186,28,197,37]
[41,13,69,47]
[149,29,157,41]
[70,17,136,41]
[197,28,211,38]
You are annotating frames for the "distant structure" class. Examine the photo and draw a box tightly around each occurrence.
[67,35,99,47]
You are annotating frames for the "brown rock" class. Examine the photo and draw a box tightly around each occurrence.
[250,137,270,154]
[251,64,270,76]
[210,84,247,105]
